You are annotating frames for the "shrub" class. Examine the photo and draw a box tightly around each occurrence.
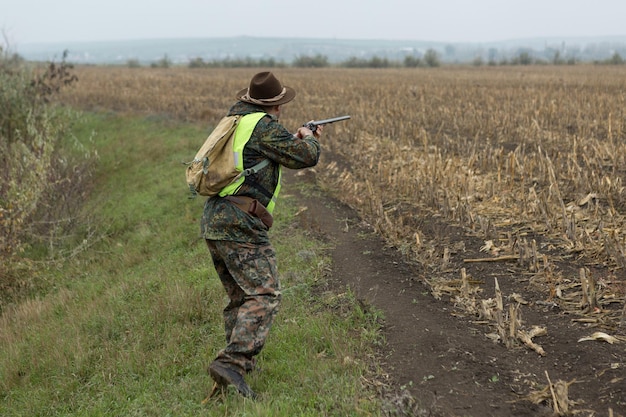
[341,55,395,68]
[0,50,87,301]
[608,52,624,65]
[151,54,172,68]
[127,58,142,68]
[188,57,205,68]
[292,54,329,68]
[404,55,422,68]
[423,49,440,67]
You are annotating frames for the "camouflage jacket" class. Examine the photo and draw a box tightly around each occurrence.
[200,101,321,243]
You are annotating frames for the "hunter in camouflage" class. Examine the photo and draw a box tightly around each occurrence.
[201,72,321,399]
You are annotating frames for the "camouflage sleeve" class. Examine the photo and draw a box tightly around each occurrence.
[252,115,321,169]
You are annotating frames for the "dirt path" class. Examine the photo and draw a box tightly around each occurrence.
[285,170,626,417]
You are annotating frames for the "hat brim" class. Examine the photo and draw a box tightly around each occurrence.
[236,86,296,106]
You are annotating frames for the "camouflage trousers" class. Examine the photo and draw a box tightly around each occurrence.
[205,239,282,375]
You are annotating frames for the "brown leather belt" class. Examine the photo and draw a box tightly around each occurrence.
[223,195,274,229]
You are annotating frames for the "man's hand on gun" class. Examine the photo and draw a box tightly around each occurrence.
[295,122,323,139]
[295,115,350,140]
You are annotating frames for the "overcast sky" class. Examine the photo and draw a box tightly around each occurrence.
[2,0,626,46]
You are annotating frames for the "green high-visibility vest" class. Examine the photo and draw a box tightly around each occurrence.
[218,112,282,214]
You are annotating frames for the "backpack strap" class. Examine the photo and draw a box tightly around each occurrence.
[236,159,275,200]
[235,159,270,180]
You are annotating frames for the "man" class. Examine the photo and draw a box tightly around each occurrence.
[201,71,322,399]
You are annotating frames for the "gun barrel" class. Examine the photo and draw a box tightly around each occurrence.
[311,115,351,126]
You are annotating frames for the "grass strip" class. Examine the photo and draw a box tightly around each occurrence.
[0,113,383,416]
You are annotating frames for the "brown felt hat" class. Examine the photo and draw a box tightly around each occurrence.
[236,72,296,106]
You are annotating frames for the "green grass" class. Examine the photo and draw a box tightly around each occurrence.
[0,113,383,416]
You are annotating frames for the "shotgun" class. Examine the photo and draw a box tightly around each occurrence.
[304,115,350,132]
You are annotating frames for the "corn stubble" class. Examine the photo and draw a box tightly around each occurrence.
[62,65,626,342]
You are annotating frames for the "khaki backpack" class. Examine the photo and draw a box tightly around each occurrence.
[185,114,268,198]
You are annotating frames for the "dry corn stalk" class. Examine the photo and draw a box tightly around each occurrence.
[517,326,547,356]
[579,267,599,312]
[578,331,626,344]
[524,372,579,415]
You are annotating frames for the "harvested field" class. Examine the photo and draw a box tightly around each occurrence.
[61,65,626,415]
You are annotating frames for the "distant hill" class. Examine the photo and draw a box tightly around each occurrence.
[15,36,626,65]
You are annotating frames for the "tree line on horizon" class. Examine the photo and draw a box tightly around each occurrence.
[139,49,625,69]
